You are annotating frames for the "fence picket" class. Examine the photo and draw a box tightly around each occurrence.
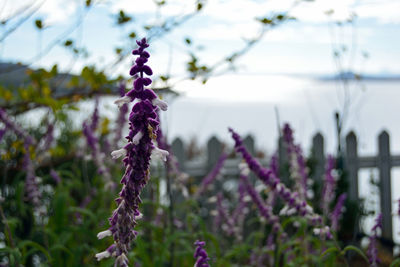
[378,130,393,242]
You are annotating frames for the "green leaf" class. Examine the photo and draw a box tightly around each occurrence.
[257,17,273,25]
[35,19,43,29]
[341,245,369,263]
[64,39,73,47]
[129,31,136,39]
[117,10,132,25]
[320,247,339,258]
[390,258,400,267]
[18,240,52,263]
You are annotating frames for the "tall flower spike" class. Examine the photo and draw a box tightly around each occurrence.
[229,127,332,238]
[195,152,228,197]
[97,38,168,266]
[330,193,347,232]
[321,155,336,217]
[282,123,308,200]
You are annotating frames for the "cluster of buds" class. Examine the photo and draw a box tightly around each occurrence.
[96,38,169,266]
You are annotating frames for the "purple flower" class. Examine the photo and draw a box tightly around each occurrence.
[232,178,248,221]
[367,213,382,267]
[195,152,228,197]
[330,193,347,232]
[0,109,41,207]
[229,128,331,238]
[194,240,210,267]
[321,155,336,217]
[282,123,308,200]
[97,38,168,266]
[215,193,235,236]
[239,165,281,234]
[50,169,61,184]
[82,120,114,189]
[0,108,34,142]
[23,138,41,207]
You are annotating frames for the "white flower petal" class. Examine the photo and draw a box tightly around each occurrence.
[152,147,169,161]
[152,98,168,111]
[95,250,110,261]
[111,148,127,159]
[132,131,143,145]
[97,229,112,239]
[114,96,131,108]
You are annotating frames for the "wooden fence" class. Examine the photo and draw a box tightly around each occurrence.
[170,130,397,243]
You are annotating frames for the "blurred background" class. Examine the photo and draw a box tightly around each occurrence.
[1,0,400,266]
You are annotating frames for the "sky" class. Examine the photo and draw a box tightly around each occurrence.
[1,0,400,78]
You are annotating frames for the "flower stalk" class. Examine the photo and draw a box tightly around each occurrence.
[96,38,168,266]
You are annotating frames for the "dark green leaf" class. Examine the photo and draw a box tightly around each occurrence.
[34,19,43,29]
[64,39,73,46]
[129,32,136,38]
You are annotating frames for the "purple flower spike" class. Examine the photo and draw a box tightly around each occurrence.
[50,169,61,184]
[0,108,35,143]
[229,127,332,238]
[195,152,228,197]
[194,240,210,267]
[97,38,169,266]
[23,139,41,207]
[215,193,235,236]
[367,213,382,267]
[282,123,308,200]
[321,155,336,217]
[239,164,281,234]
[0,109,41,207]
[330,193,347,232]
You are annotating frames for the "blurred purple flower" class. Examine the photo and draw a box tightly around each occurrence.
[321,155,336,217]
[367,213,382,267]
[239,167,281,234]
[282,123,308,200]
[195,152,227,197]
[0,108,34,143]
[229,127,331,238]
[215,193,235,236]
[82,120,114,189]
[97,38,168,266]
[50,169,61,184]
[330,193,347,232]
[23,138,41,207]
[0,109,41,207]
[194,240,210,267]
